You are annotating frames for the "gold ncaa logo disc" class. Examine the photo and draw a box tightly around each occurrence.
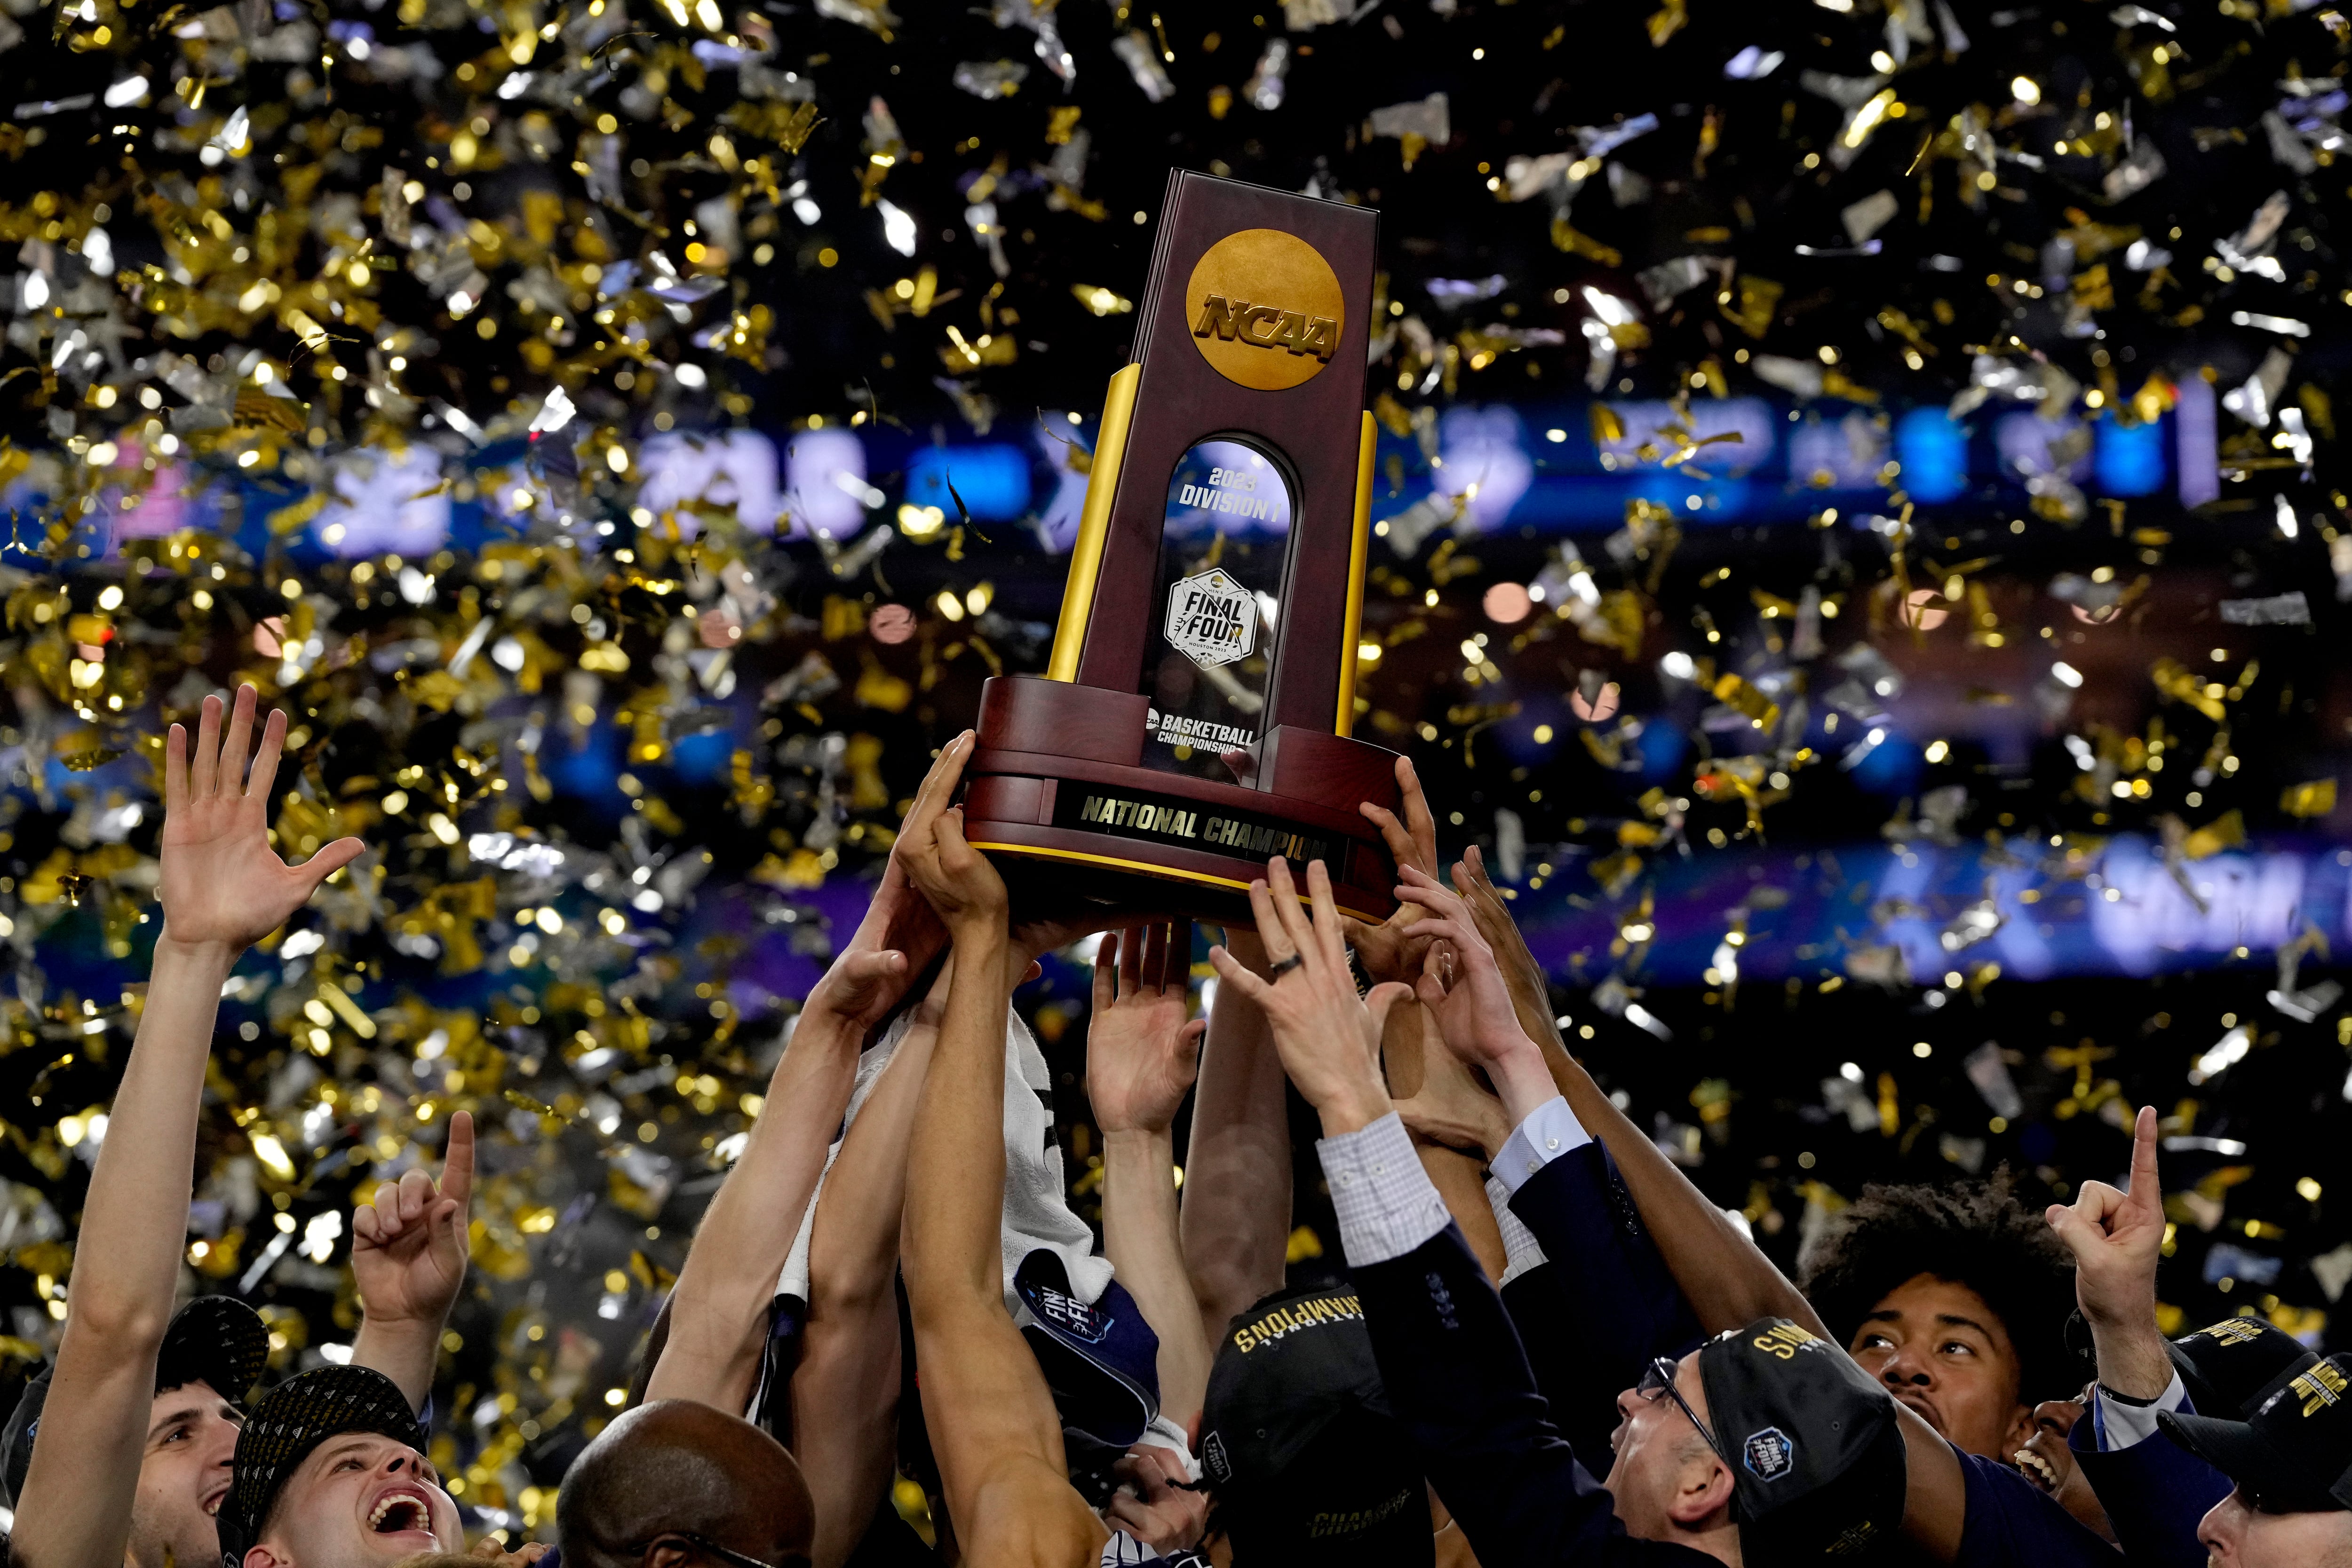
[1185,228,1346,392]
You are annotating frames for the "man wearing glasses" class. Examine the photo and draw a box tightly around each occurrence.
[1202,857,1909,1565]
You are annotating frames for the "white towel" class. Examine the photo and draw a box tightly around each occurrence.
[765,1005,1112,1316]
[1002,1008,1114,1312]
[1132,1415,1202,1481]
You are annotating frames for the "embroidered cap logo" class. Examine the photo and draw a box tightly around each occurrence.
[1743,1426,1796,1482]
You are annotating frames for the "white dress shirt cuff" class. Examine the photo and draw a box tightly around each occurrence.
[1486,1174,1549,1286]
[1316,1112,1452,1267]
[1492,1095,1595,1196]
[2095,1370,2187,1449]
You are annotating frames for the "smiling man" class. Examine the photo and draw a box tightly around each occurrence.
[1799,1178,2079,1464]
[215,1365,462,1568]
[3,690,457,1568]
[2,1297,269,1564]
[1201,858,1913,1565]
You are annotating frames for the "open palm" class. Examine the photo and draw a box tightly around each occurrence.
[1087,922,1206,1136]
[159,687,366,953]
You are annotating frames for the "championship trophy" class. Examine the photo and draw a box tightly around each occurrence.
[961,172,1402,924]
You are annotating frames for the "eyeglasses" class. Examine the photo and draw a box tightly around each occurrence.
[636,1532,810,1568]
[1636,1357,1725,1466]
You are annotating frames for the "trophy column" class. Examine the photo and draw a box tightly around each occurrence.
[962,172,1401,926]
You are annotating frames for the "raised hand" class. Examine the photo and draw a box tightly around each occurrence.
[1343,755,1442,984]
[800,763,954,1041]
[1208,857,1411,1136]
[1391,1010,1511,1160]
[2045,1104,2173,1398]
[1387,866,1557,1130]
[352,1109,474,1331]
[1087,922,1207,1136]
[159,686,365,954]
[1454,845,1571,1056]
[896,732,1008,934]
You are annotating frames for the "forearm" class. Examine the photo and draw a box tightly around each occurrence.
[1416,1143,1507,1284]
[651,1016,859,1404]
[71,939,232,1342]
[1496,921,1806,1335]
[16,937,233,1568]
[2088,1316,2176,1401]
[793,1021,942,1564]
[808,1019,940,1320]
[351,1318,442,1412]
[1180,937,1290,1340]
[1102,1127,1210,1427]
[792,1305,905,1568]
[905,926,1013,1317]
[1470,903,1809,1333]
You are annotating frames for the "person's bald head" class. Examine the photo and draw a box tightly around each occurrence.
[555,1401,814,1568]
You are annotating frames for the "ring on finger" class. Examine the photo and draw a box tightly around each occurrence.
[1267,953,1305,979]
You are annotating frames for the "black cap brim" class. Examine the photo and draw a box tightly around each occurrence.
[159,1296,271,1407]
[2158,1410,2342,1513]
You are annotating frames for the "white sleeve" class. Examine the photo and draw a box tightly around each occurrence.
[2094,1370,2188,1449]
[1315,1112,1452,1267]
[1486,1175,1549,1286]
[1490,1095,1595,1197]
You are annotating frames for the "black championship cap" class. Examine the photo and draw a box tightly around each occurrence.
[1697,1318,1907,1559]
[2160,1351,2352,1513]
[1199,1285,1432,1567]
[2,1294,268,1507]
[216,1364,429,1568]
[2166,1316,2322,1420]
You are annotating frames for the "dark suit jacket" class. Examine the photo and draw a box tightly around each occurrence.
[2067,1402,2229,1568]
[1501,1144,1706,1460]
[1350,1219,1721,1568]
[1504,1141,2120,1567]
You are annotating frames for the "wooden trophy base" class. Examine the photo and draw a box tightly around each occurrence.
[961,676,1403,927]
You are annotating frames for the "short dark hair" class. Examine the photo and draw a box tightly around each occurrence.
[1797,1173,2079,1408]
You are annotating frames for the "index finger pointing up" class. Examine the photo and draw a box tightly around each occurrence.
[440,1109,475,1212]
[2125,1103,2159,1210]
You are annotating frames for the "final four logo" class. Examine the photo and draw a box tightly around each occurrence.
[1164,568,1255,670]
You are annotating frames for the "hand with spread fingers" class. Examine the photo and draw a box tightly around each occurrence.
[1208,857,1413,1137]
[2045,1104,2174,1399]
[1087,922,1207,1137]
[159,685,366,957]
[1343,756,1444,985]
[895,732,1009,934]
[1453,846,1571,1055]
[1390,866,1560,1128]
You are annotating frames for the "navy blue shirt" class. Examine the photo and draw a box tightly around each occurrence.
[1954,1446,2121,1567]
